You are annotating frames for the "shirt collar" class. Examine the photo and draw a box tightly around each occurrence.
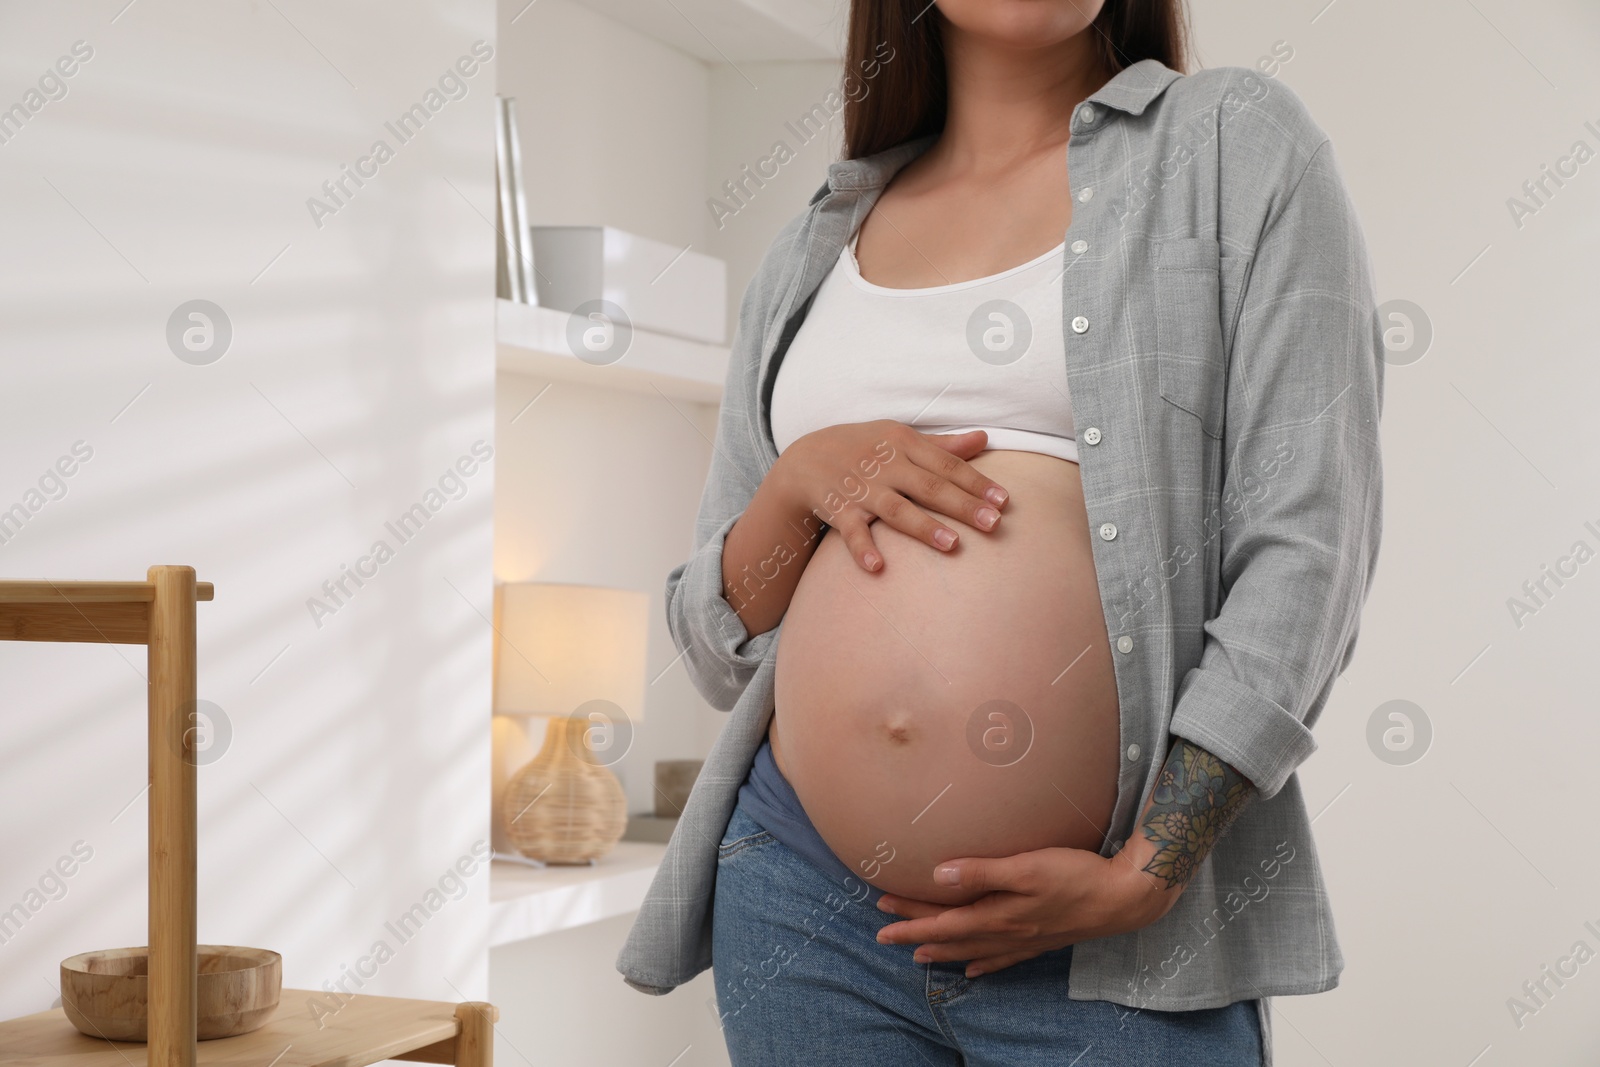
[824,57,1181,194]
[1086,57,1182,117]
[823,135,937,193]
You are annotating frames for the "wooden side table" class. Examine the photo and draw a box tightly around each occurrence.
[0,567,497,1067]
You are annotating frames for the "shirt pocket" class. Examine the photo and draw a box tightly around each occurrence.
[1153,237,1226,440]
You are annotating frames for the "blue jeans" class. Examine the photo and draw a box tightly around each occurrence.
[711,800,1265,1066]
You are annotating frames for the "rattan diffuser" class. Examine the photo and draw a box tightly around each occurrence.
[501,714,628,863]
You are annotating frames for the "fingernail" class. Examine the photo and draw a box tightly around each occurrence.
[864,551,880,570]
[976,507,999,530]
[985,487,1008,507]
[966,967,983,979]
[934,864,960,886]
[934,529,956,549]
[913,950,931,964]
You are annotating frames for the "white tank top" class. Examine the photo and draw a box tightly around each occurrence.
[770,232,1077,463]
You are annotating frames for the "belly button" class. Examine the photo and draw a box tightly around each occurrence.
[883,714,915,745]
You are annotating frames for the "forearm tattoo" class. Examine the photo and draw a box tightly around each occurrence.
[1138,740,1256,889]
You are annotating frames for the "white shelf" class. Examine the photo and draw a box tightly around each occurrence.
[489,843,667,946]
[496,298,728,403]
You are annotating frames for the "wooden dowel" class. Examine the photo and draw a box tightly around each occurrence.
[452,1002,498,1067]
[147,566,198,1067]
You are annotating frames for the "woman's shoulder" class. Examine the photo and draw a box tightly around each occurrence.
[1162,64,1329,156]
[1155,64,1334,209]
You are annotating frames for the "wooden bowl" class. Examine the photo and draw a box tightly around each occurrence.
[60,945,281,1041]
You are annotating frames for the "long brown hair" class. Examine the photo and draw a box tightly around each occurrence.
[842,0,1192,160]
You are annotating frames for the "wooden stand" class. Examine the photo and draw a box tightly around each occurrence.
[0,568,497,1067]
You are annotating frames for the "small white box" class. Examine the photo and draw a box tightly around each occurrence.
[530,226,727,345]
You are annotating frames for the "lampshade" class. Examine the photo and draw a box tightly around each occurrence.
[493,582,649,722]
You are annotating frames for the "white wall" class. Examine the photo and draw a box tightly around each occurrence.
[0,0,496,1026]
[1188,3,1600,1065]
[706,59,844,342]
[500,0,709,250]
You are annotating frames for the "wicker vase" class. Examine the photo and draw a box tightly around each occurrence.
[502,715,627,864]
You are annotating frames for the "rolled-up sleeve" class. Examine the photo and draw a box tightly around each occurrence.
[664,213,808,711]
[665,505,777,712]
[1168,137,1385,799]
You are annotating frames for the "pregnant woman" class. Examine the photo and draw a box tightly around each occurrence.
[619,1,1384,1063]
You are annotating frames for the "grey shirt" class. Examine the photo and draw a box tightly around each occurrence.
[618,58,1384,1012]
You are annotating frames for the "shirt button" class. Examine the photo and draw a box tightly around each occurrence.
[1099,522,1118,541]
[1116,635,1134,654]
[1082,426,1102,445]
[1077,104,1097,126]
[1077,187,1094,203]
[1070,239,1089,254]
[1070,315,1089,334]
[1126,743,1141,762]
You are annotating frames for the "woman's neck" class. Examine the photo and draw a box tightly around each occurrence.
[932,22,1114,176]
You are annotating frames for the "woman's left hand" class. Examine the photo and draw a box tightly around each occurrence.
[873,844,1180,978]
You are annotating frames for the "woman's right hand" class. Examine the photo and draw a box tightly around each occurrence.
[772,421,1010,572]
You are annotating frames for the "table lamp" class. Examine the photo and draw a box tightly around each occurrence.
[493,581,648,864]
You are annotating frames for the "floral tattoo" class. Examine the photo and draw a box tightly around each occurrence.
[1138,741,1255,889]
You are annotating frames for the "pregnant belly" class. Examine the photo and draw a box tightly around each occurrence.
[771,449,1121,906]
